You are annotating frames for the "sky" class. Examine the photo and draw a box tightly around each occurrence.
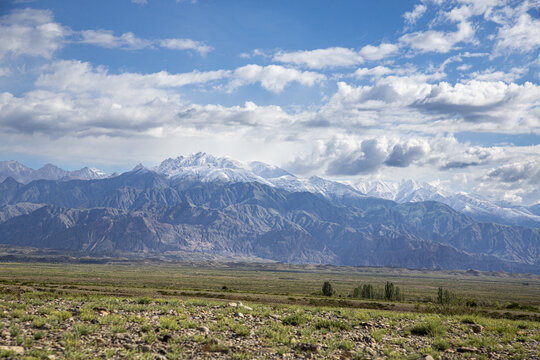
[0,0,539,204]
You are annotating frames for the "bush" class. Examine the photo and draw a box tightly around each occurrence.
[322,282,334,297]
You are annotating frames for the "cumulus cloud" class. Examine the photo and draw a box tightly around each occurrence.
[78,30,213,55]
[289,136,435,176]
[35,60,229,94]
[484,161,540,184]
[358,43,399,61]
[400,21,475,53]
[384,140,430,167]
[468,67,528,82]
[0,60,324,139]
[273,47,364,69]
[404,4,427,25]
[476,158,540,204]
[326,139,388,175]
[159,38,212,56]
[229,64,325,93]
[0,7,212,57]
[354,66,393,79]
[0,8,67,60]
[79,30,151,50]
[414,80,540,129]
[494,12,540,54]
[272,43,398,69]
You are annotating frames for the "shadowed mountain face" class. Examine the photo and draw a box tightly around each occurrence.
[0,169,538,273]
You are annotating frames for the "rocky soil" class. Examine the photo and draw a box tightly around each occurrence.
[1,295,539,359]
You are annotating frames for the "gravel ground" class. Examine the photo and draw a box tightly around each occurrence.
[0,296,539,359]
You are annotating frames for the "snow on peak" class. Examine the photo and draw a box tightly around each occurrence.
[152,153,365,200]
[355,178,540,226]
[155,152,244,176]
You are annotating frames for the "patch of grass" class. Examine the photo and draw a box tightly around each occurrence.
[408,318,446,337]
[51,310,72,322]
[313,319,351,331]
[74,323,97,336]
[136,297,153,304]
[32,316,48,328]
[282,312,308,326]
[432,338,450,351]
[159,316,180,330]
[10,324,22,337]
[230,323,250,337]
[370,328,387,342]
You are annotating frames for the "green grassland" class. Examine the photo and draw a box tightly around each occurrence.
[0,261,539,359]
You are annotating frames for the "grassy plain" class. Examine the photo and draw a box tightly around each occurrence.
[0,261,539,359]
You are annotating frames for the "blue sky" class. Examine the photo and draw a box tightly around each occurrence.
[0,0,539,204]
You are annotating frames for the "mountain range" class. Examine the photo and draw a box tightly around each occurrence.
[0,153,538,273]
[0,161,111,184]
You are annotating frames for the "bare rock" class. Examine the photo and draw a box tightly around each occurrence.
[457,346,478,353]
[471,324,483,333]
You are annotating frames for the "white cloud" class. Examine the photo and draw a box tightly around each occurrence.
[468,67,528,82]
[272,43,398,69]
[354,66,393,79]
[230,64,325,93]
[35,60,229,94]
[79,31,213,55]
[415,80,540,130]
[404,4,427,25]
[400,21,475,53]
[0,8,67,60]
[358,43,399,61]
[79,30,151,50]
[159,38,212,56]
[131,0,148,4]
[494,12,540,54]
[476,157,540,204]
[273,47,364,69]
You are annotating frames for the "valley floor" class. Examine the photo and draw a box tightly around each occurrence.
[0,262,539,359]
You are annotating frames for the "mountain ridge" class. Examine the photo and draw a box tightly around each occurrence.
[0,167,538,272]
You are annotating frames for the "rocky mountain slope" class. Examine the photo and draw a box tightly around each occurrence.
[0,163,538,273]
[357,180,540,228]
[0,161,110,184]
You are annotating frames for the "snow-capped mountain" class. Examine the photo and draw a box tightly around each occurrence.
[357,179,540,227]
[0,161,111,183]
[61,167,111,181]
[152,153,366,200]
[2,154,539,228]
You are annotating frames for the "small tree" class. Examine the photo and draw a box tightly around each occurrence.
[437,287,453,304]
[362,284,375,299]
[394,286,402,301]
[322,281,334,296]
[384,282,395,301]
